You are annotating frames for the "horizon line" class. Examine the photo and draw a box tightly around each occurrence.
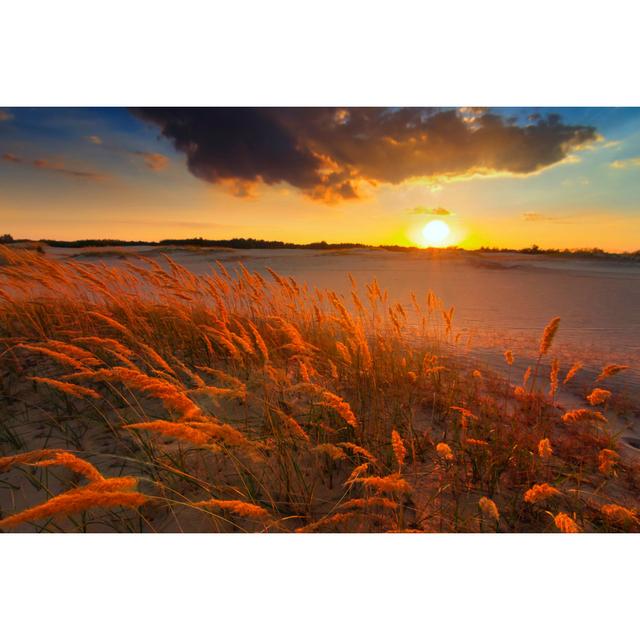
[2,234,639,256]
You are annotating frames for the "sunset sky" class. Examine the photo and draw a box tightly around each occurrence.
[1,107,639,251]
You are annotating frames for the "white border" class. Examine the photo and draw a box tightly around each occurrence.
[2,534,638,639]
[1,1,639,106]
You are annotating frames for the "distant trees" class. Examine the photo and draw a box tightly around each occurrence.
[478,244,638,261]
[2,233,637,261]
[41,238,151,248]
[158,237,368,250]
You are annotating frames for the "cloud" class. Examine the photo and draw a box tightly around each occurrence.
[131,108,599,202]
[132,151,169,171]
[0,110,14,122]
[561,176,589,187]
[407,205,453,216]
[610,157,640,169]
[523,212,552,222]
[84,135,169,171]
[1,152,107,182]
[522,211,575,224]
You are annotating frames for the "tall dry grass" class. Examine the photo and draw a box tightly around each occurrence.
[0,245,637,532]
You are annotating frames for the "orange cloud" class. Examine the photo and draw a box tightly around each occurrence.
[523,212,552,222]
[522,212,575,224]
[408,206,453,216]
[84,135,169,172]
[2,152,108,182]
[133,152,169,171]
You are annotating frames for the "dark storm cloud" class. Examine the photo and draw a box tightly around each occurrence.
[131,108,598,202]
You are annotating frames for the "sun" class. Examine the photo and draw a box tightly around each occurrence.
[421,219,450,246]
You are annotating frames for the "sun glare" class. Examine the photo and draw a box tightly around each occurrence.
[421,220,450,246]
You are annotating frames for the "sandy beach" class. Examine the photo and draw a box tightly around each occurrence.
[2,242,639,533]
[37,244,640,452]
[55,244,640,382]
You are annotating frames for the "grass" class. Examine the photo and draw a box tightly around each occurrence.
[0,244,638,532]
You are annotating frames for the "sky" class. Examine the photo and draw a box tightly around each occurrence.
[1,107,639,251]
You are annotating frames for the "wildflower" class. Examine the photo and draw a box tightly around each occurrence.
[561,409,607,425]
[479,497,499,521]
[352,473,411,494]
[554,512,580,533]
[391,430,407,468]
[524,483,561,504]
[27,376,101,400]
[122,420,212,446]
[195,366,245,391]
[298,360,311,383]
[18,343,88,371]
[188,385,245,400]
[601,504,638,528]
[450,406,477,429]
[275,411,310,442]
[312,443,347,461]
[339,497,399,512]
[597,449,619,475]
[465,438,489,447]
[28,452,104,483]
[296,512,358,533]
[247,321,269,362]
[436,442,454,461]
[140,344,175,375]
[450,406,478,420]
[504,350,514,365]
[44,340,102,367]
[335,341,352,364]
[549,358,559,396]
[0,480,147,530]
[586,388,611,406]
[73,335,134,355]
[87,311,133,338]
[192,499,270,520]
[537,438,553,459]
[1,449,104,485]
[539,317,561,356]
[344,462,370,485]
[338,442,378,464]
[563,361,583,384]
[319,391,358,429]
[88,367,202,419]
[595,364,629,382]
[0,449,66,472]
